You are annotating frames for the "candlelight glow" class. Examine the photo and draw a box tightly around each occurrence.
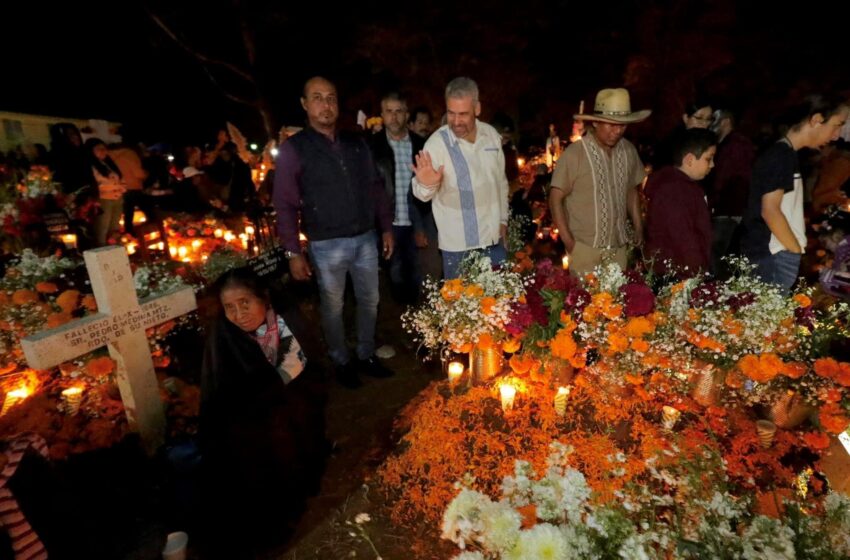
[191,239,202,250]
[224,232,235,242]
[299,233,308,242]
[60,233,77,249]
[169,246,178,257]
[126,242,137,255]
[245,226,255,236]
[517,157,525,168]
[177,247,188,259]
[447,362,464,385]
[499,383,516,412]
[562,255,570,270]
[554,386,571,417]
[214,229,224,238]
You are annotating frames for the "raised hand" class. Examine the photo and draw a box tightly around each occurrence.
[410,150,444,188]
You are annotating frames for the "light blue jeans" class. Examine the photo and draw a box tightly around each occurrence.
[441,243,507,279]
[755,250,801,294]
[308,231,379,365]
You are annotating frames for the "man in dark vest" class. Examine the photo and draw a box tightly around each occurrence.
[368,92,428,304]
[273,76,395,388]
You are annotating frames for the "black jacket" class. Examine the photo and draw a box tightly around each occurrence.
[368,131,433,234]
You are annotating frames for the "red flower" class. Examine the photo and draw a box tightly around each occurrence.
[620,283,655,317]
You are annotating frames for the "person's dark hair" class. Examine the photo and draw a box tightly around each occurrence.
[213,266,270,307]
[381,91,407,107]
[684,99,712,117]
[84,137,122,179]
[408,106,431,125]
[712,108,736,128]
[672,128,718,166]
[781,94,849,131]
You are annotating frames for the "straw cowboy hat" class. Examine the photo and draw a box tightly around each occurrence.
[574,88,651,124]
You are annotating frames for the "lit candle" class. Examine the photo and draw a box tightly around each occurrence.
[224,231,235,242]
[562,255,570,270]
[177,246,188,259]
[245,226,255,236]
[61,233,77,249]
[132,211,147,225]
[191,239,202,251]
[126,242,137,255]
[447,362,464,385]
[661,405,681,430]
[1,387,29,416]
[517,157,525,168]
[158,242,165,251]
[61,386,83,415]
[214,229,224,239]
[299,233,308,242]
[554,386,571,417]
[499,383,516,412]
[169,246,178,258]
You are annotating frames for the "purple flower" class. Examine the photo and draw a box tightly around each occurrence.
[795,305,815,329]
[565,287,591,313]
[620,283,655,317]
[506,303,534,336]
[690,282,721,308]
[727,291,756,311]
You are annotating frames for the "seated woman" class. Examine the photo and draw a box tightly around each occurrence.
[199,267,327,556]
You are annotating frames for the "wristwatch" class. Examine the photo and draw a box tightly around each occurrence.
[284,250,301,260]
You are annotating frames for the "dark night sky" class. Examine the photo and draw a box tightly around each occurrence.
[2,0,849,149]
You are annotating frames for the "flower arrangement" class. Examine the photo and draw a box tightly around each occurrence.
[403,253,527,354]
[441,442,850,559]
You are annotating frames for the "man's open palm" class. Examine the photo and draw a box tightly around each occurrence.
[410,151,444,187]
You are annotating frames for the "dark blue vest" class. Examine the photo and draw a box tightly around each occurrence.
[288,128,378,241]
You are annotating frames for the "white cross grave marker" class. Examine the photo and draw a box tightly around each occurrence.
[20,246,197,452]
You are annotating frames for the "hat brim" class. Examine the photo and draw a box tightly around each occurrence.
[573,109,652,124]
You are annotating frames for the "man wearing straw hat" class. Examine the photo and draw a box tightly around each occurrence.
[549,88,650,276]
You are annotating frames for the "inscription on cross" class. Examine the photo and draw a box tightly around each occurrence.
[21,246,197,452]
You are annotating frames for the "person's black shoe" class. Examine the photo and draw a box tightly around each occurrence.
[335,362,363,389]
[357,356,395,378]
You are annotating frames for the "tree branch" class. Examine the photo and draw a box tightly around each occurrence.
[146,9,255,85]
[201,66,258,107]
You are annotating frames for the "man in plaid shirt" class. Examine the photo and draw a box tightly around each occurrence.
[369,92,428,303]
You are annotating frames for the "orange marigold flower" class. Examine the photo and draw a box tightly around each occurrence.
[820,410,850,435]
[453,342,473,354]
[550,328,577,360]
[463,284,484,298]
[760,353,784,378]
[607,331,629,354]
[46,312,72,328]
[509,353,533,374]
[670,282,687,294]
[440,279,464,301]
[568,352,586,369]
[476,332,494,350]
[792,294,812,308]
[624,317,654,339]
[630,338,650,353]
[838,363,850,388]
[814,358,841,381]
[502,338,522,354]
[738,354,777,383]
[780,361,807,380]
[802,431,831,450]
[55,290,81,314]
[517,504,537,529]
[480,297,497,316]
[11,290,38,306]
[35,282,58,294]
[85,356,115,378]
[624,374,644,385]
[0,292,9,306]
[81,294,97,312]
[725,369,746,389]
[824,388,843,404]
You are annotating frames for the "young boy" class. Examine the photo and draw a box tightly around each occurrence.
[645,128,717,276]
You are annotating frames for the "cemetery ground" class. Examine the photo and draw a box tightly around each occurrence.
[12,272,445,560]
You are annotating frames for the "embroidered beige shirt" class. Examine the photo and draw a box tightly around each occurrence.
[550,132,646,248]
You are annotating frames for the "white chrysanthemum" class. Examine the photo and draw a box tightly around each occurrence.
[531,480,560,522]
[741,516,795,560]
[561,524,598,559]
[478,501,521,554]
[441,489,493,548]
[504,524,569,560]
[555,469,591,524]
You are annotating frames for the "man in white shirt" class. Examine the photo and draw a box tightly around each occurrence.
[411,77,509,278]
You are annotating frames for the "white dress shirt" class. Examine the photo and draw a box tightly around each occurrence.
[412,120,509,252]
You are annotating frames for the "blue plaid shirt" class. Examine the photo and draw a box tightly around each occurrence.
[387,134,413,226]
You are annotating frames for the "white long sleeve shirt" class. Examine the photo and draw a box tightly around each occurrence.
[412,121,509,252]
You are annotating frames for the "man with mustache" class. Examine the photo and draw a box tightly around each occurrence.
[274,76,395,388]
